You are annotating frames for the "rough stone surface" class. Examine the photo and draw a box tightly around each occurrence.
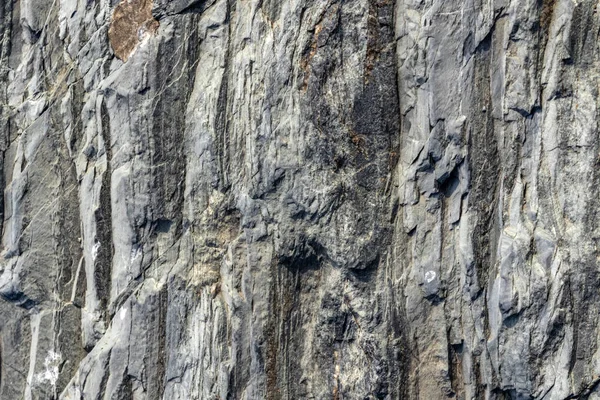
[0,0,599,399]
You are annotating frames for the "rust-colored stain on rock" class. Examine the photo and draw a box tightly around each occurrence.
[108,0,159,61]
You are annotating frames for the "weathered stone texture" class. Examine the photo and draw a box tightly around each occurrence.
[0,0,599,399]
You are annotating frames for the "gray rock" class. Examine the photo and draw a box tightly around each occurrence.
[0,0,599,399]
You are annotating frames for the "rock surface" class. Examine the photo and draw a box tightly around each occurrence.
[0,0,599,398]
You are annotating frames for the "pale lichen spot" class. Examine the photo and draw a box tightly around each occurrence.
[35,351,61,386]
[119,307,127,320]
[91,241,101,261]
[130,245,142,262]
[108,0,159,61]
[425,270,436,283]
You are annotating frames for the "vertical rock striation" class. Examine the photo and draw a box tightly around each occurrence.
[0,0,599,398]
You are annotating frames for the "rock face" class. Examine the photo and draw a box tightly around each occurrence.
[0,0,599,398]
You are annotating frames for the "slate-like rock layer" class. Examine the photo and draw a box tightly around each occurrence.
[0,0,598,399]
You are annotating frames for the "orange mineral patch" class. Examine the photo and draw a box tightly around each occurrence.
[108,0,159,61]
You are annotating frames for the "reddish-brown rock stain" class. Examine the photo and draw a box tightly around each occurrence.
[108,0,159,61]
